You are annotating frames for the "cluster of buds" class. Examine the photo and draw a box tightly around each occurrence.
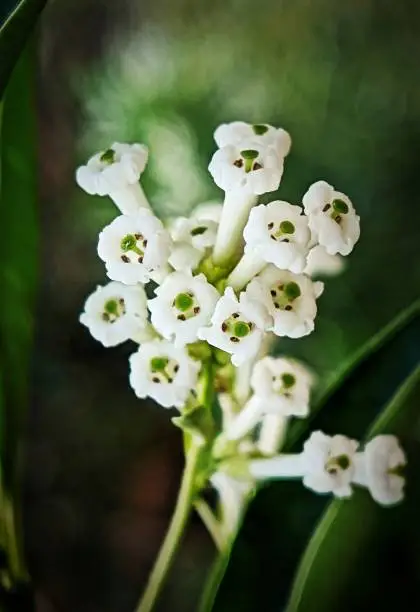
[77,121,405,515]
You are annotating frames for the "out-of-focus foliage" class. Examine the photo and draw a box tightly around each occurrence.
[0,0,48,98]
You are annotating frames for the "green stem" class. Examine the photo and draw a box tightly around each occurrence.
[135,442,202,612]
[198,535,237,612]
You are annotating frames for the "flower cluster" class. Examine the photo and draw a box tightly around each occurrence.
[77,121,405,513]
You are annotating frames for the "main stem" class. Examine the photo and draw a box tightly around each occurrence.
[135,442,202,612]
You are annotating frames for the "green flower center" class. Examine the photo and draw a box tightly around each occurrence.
[252,124,269,135]
[326,454,351,474]
[120,233,147,263]
[281,373,296,388]
[172,292,200,321]
[268,219,296,242]
[240,149,260,173]
[102,297,125,323]
[324,198,349,224]
[388,463,405,477]
[190,226,207,237]
[175,293,194,312]
[149,356,179,384]
[270,281,301,311]
[221,314,253,343]
[100,148,116,164]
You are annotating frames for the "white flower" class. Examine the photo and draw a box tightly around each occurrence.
[244,202,310,272]
[304,245,345,277]
[302,181,360,256]
[192,201,224,223]
[76,143,150,214]
[302,431,359,498]
[80,281,148,347]
[168,216,218,272]
[251,356,313,417]
[97,211,172,284]
[214,121,291,158]
[129,340,200,409]
[148,272,220,347]
[353,435,406,506]
[246,266,324,338]
[228,201,311,290]
[208,141,283,195]
[198,287,270,367]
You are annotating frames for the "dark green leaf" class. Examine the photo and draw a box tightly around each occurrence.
[0,0,48,99]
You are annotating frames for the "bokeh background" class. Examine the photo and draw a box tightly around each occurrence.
[10,0,420,610]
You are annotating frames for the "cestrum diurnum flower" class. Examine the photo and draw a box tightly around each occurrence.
[250,431,358,499]
[214,121,291,159]
[76,142,150,214]
[353,435,406,506]
[228,201,311,290]
[129,340,200,409]
[148,272,220,347]
[246,266,324,338]
[168,216,218,273]
[303,181,360,256]
[198,287,270,367]
[80,281,148,347]
[98,210,172,284]
[225,356,313,441]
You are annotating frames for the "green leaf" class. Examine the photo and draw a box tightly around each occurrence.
[0,42,38,584]
[0,0,48,99]
[286,364,420,612]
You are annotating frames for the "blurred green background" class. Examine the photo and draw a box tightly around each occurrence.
[5,0,419,610]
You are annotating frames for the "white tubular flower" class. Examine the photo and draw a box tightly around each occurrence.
[257,414,288,456]
[209,141,283,195]
[353,435,406,506]
[302,431,359,498]
[98,210,172,284]
[228,202,311,290]
[129,340,200,409]
[302,181,360,256]
[225,356,312,441]
[214,121,291,159]
[198,287,270,367]
[148,272,220,347]
[168,216,218,272]
[246,266,324,338]
[80,282,148,347]
[251,356,313,418]
[191,201,224,223]
[76,143,151,214]
[304,245,345,278]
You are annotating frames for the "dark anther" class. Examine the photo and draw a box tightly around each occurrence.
[230,336,240,343]
[322,204,331,212]
[270,289,277,297]
[174,364,179,373]
[143,240,148,247]
[253,162,263,170]
[177,314,186,321]
[152,377,160,383]
[270,235,276,241]
[267,222,274,230]
[233,159,244,168]
[193,307,200,314]
[167,377,173,383]
[283,238,290,243]
[232,312,239,318]
[285,305,292,311]
[138,256,143,263]
[121,255,130,263]
[134,233,142,240]
[274,302,280,309]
